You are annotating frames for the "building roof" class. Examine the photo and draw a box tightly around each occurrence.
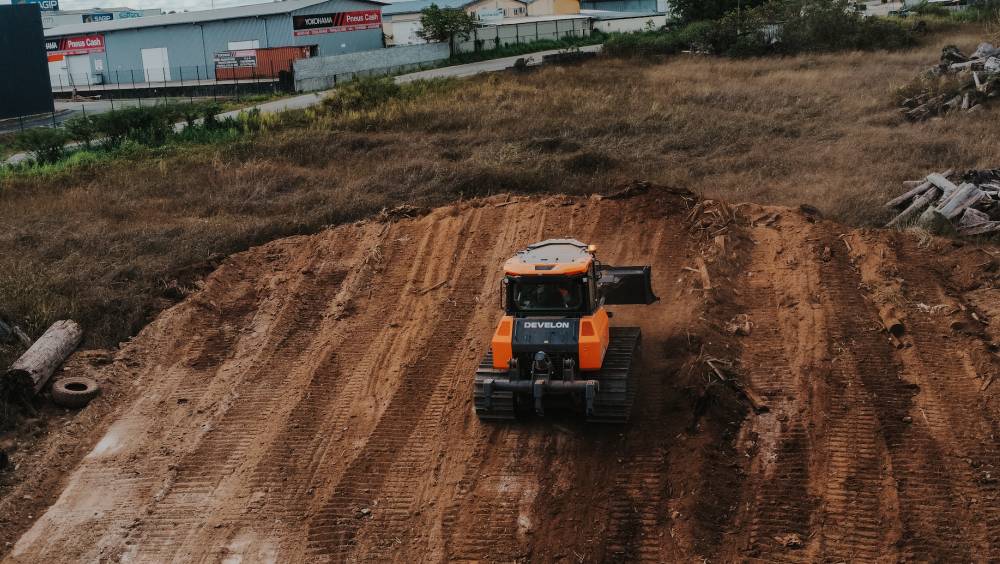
[477,12,588,24]
[380,0,472,15]
[45,0,385,37]
[581,8,662,19]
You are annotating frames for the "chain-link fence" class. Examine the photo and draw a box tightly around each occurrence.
[48,58,299,101]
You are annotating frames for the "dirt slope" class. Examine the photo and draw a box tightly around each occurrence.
[4,188,1000,563]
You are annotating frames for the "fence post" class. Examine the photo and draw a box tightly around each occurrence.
[132,69,141,107]
[271,60,276,94]
[163,69,168,104]
[58,74,64,93]
[19,115,24,132]
[82,104,86,118]
[51,108,56,127]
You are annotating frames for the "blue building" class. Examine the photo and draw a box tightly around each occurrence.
[43,0,386,87]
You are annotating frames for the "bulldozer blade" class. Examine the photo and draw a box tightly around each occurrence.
[599,266,659,305]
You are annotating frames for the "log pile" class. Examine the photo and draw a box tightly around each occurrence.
[884,169,1000,237]
[899,43,1000,121]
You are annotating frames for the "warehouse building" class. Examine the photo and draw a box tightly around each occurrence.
[40,7,164,29]
[382,0,583,46]
[43,0,386,88]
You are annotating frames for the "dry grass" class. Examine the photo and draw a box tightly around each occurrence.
[0,24,995,366]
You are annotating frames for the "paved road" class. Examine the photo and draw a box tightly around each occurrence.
[6,44,600,165]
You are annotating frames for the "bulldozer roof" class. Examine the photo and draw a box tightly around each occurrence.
[503,239,594,276]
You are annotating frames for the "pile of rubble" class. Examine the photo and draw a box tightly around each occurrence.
[899,43,1000,121]
[885,169,1000,237]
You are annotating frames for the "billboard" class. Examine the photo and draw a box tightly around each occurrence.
[214,50,258,69]
[45,34,106,59]
[0,5,55,118]
[12,0,59,12]
[292,10,381,36]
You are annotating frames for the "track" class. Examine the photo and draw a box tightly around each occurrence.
[5,190,1000,563]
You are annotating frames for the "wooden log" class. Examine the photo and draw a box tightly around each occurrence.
[884,169,953,209]
[938,183,984,220]
[886,187,941,228]
[959,208,992,227]
[926,172,960,197]
[3,320,83,396]
[958,221,1000,236]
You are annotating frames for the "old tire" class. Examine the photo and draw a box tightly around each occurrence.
[51,377,101,409]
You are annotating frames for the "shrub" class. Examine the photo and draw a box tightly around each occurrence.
[323,77,403,113]
[63,115,97,149]
[16,127,71,164]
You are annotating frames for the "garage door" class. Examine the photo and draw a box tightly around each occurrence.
[141,47,171,82]
[392,21,426,45]
[67,54,92,86]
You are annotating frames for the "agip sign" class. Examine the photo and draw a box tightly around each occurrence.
[13,0,59,11]
[292,10,381,36]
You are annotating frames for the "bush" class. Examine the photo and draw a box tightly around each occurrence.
[16,127,70,164]
[323,77,403,113]
[606,0,916,58]
[63,115,97,149]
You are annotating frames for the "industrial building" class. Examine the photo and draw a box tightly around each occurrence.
[382,0,584,46]
[43,0,386,88]
[39,7,163,29]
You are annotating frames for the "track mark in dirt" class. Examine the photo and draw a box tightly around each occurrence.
[866,235,1000,556]
[739,226,817,562]
[10,191,1000,564]
[815,227,969,561]
[306,209,497,559]
[125,245,354,561]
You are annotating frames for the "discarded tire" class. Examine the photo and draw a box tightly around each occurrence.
[51,377,101,409]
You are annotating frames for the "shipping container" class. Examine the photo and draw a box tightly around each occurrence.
[214,45,315,80]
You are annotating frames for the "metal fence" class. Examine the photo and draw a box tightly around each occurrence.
[48,59,299,99]
[454,20,591,53]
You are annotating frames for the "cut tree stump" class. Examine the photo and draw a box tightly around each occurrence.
[3,320,83,397]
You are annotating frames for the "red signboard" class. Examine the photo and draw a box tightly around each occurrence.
[46,34,105,56]
[292,10,381,36]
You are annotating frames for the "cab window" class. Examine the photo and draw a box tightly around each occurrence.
[510,279,584,312]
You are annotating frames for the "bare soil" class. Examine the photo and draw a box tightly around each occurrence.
[2,188,1000,562]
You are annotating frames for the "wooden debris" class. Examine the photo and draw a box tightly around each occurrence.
[3,320,83,398]
[901,43,1000,121]
[884,168,1000,237]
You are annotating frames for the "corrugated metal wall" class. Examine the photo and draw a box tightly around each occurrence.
[51,0,384,84]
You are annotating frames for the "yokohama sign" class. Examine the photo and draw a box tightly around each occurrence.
[292,10,381,36]
[46,34,105,56]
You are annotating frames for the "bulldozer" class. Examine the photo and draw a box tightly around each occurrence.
[474,239,657,423]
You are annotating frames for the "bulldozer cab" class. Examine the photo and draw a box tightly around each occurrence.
[500,239,657,313]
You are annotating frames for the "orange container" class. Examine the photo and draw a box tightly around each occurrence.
[215,45,313,80]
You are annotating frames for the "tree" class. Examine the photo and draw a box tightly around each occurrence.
[669,0,766,23]
[417,4,477,56]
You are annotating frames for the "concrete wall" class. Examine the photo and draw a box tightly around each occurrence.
[294,42,449,91]
[591,14,666,33]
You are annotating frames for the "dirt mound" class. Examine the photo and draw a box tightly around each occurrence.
[3,188,1000,563]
